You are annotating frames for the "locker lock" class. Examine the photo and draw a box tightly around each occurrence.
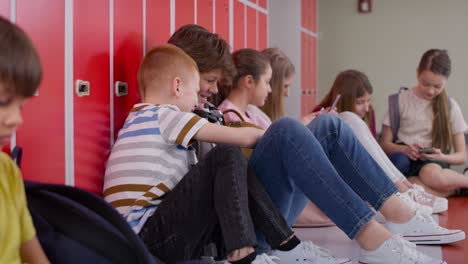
[115,81,128,97]
[75,80,90,97]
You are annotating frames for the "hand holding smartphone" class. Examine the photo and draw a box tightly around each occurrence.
[317,94,341,115]
[418,147,435,154]
[329,94,341,111]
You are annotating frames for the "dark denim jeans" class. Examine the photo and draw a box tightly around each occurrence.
[389,152,412,175]
[139,145,293,264]
[249,115,397,244]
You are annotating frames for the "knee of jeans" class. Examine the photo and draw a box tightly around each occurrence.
[273,116,299,127]
[214,144,245,161]
[309,113,341,130]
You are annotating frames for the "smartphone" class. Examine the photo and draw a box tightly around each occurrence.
[329,94,341,111]
[418,147,435,154]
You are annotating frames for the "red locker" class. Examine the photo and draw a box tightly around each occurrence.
[257,11,267,50]
[233,0,245,50]
[301,0,308,30]
[300,32,308,116]
[197,0,213,32]
[114,0,143,141]
[302,0,317,32]
[0,0,9,19]
[309,36,317,108]
[146,0,170,49]
[306,35,317,112]
[16,0,65,184]
[309,0,317,32]
[175,0,194,30]
[258,0,267,9]
[215,0,229,43]
[246,6,256,49]
[301,33,317,115]
[73,0,110,195]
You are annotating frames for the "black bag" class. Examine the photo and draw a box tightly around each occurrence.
[25,181,158,264]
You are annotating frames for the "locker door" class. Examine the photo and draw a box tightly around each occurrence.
[301,0,308,30]
[0,0,9,19]
[257,11,267,50]
[233,0,245,50]
[215,0,229,43]
[197,0,213,32]
[300,32,308,116]
[146,0,170,49]
[246,6,256,49]
[16,0,65,184]
[114,0,143,140]
[308,36,317,110]
[175,0,194,30]
[302,34,317,114]
[258,0,267,9]
[302,0,317,32]
[73,0,110,195]
[309,0,317,32]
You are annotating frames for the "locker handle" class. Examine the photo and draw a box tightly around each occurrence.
[115,81,128,97]
[75,80,90,97]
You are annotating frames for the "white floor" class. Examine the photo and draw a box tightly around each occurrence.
[294,213,443,263]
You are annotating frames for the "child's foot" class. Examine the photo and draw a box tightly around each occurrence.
[251,254,279,264]
[271,241,351,263]
[384,209,465,244]
[396,192,432,215]
[406,185,448,213]
[359,234,446,264]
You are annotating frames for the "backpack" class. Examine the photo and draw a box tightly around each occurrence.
[388,87,452,142]
[25,180,158,264]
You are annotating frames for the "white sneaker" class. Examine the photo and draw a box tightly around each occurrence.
[396,192,432,215]
[406,185,448,213]
[252,254,280,264]
[359,234,446,264]
[385,210,465,244]
[271,241,351,264]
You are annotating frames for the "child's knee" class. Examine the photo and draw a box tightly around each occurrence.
[213,144,244,159]
[273,116,300,128]
[306,113,342,136]
[419,165,449,189]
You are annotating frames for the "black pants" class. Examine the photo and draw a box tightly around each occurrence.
[139,145,293,263]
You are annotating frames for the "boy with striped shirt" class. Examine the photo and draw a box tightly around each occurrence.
[103,44,317,264]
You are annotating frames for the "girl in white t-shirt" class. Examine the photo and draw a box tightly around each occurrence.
[380,49,468,197]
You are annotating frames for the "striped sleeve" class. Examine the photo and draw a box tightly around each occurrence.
[158,107,208,147]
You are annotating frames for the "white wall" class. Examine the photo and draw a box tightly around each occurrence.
[318,0,468,128]
[268,0,302,119]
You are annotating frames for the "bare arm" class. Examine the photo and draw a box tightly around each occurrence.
[379,125,404,154]
[421,132,467,165]
[194,122,264,148]
[20,237,50,264]
[379,125,421,160]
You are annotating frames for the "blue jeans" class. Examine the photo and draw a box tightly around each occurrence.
[389,152,411,175]
[249,115,397,246]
